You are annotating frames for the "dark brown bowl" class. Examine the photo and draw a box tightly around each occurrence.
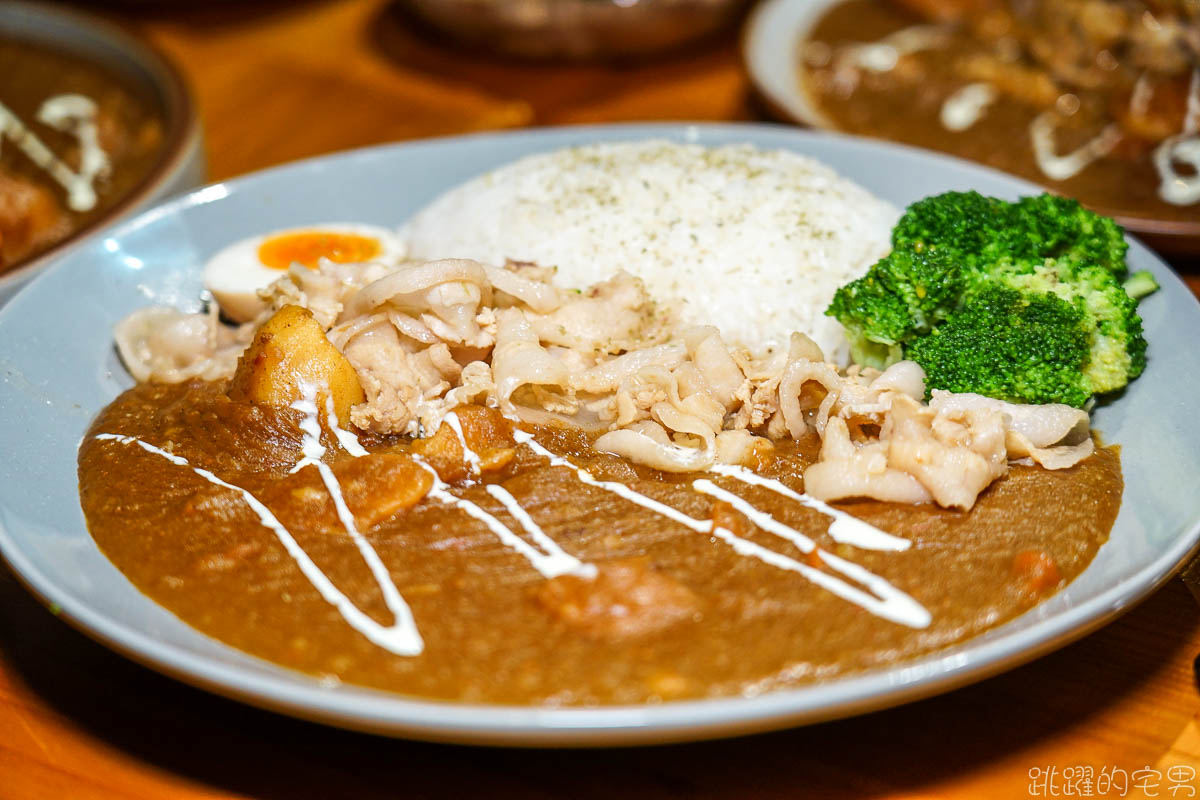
[398,0,749,61]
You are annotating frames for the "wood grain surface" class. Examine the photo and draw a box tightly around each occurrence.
[3,1,1200,797]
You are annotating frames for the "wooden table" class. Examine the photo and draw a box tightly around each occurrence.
[4,1,1200,796]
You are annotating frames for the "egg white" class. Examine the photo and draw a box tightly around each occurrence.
[203,223,405,323]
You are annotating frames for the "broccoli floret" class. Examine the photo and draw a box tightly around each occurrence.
[892,191,1129,273]
[891,191,1011,267]
[826,190,1154,406]
[907,286,1093,407]
[825,245,968,369]
[995,261,1148,394]
[1006,193,1128,273]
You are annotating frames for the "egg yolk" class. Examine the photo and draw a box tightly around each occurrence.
[257,232,382,270]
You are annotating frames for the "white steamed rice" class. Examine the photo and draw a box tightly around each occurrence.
[403,140,898,362]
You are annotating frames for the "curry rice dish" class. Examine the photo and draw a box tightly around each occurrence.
[78,145,1132,706]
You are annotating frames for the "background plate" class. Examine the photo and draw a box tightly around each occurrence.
[1,123,1198,746]
[742,0,1200,255]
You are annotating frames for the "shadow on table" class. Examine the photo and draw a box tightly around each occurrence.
[1,561,1195,800]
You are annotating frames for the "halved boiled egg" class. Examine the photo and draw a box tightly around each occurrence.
[203,223,406,322]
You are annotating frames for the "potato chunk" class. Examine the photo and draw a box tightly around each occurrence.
[411,404,514,483]
[228,305,364,423]
[264,453,434,533]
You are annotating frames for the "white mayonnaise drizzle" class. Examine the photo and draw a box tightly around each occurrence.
[940,83,997,132]
[1153,68,1200,206]
[0,94,111,212]
[843,26,949,73]
[1029,111,1123,181]
[693,480,930,627]
[411,456,595,580]
[94,431,424,655]
[512,430,931,629]
[324,395,368,457]
[513,430,712,532]
[443,411,482,474]
[1130,73,1154,120]
[327,402,593,581]
[709,464,910,552]
[485,484,597,579]
[290,383,424,653]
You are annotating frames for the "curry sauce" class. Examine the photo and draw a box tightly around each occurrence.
[0,38,166,269]
[78,380,1121,705]
[800,0,1199,232]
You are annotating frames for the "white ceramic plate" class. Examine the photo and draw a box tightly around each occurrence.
[1,124,1197,746]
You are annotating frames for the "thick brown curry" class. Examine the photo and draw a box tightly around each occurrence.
[77,379,1121,705]
[799,0,1199,233]
[0,38,166,270]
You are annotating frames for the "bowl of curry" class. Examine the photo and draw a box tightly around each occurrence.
[0,2,204,302]
[744,0,1200,255]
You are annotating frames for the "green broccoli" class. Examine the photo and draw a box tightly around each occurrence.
[906,286,1093,407]
[826,190,1155,407]
[1006,193,1128,273]
[1123,270,1160,300]
[891,191,1012,268]
[892,191,1129,272]
[994,261,1146,395]
[825,245,968,368]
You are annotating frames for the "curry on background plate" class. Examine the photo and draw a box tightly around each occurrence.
[0,35,166,271]
[798,0,1199,246]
